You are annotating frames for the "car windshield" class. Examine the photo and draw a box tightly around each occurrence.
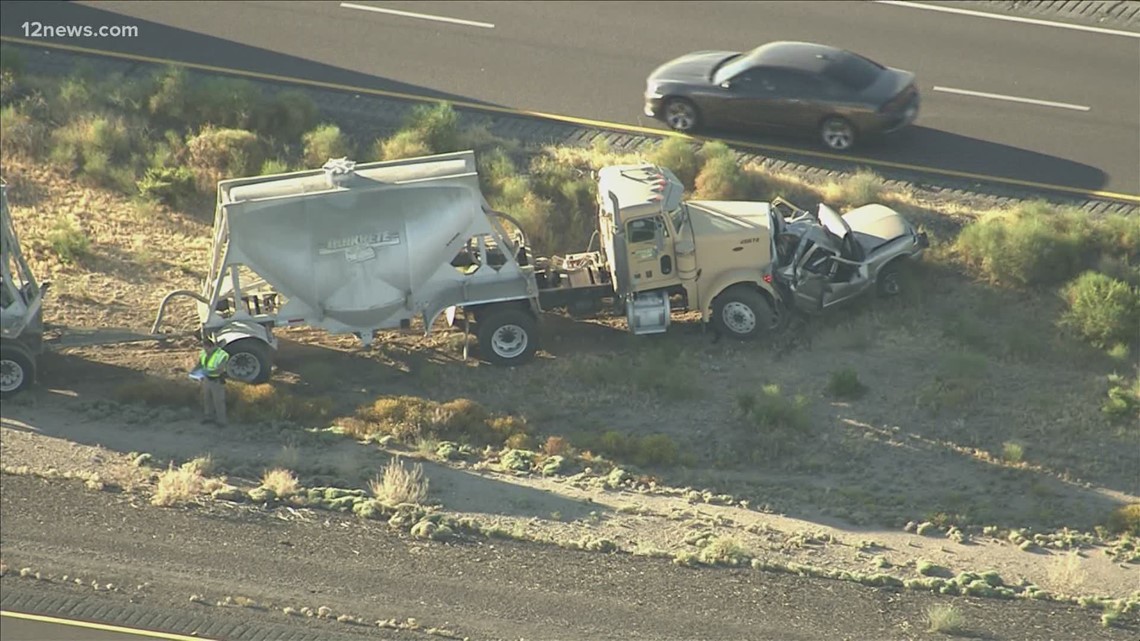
[712,53,749,85]
[820,51,884,92]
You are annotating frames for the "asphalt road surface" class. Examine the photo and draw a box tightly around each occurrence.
[1,614,195,641]
[0,1,1137,197]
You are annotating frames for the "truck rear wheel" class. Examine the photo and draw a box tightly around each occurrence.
[712,286,778,340]
[0,342,35,395]
[223,338,274,384]
[477,308,538,366]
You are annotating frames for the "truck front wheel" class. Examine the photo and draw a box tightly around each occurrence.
[477,308,538,366]
[0,343,35,395]
[712,286,778,340]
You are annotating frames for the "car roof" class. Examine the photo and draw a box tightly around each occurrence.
[745,41,847,74]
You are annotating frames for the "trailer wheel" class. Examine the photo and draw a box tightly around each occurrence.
[477,308,538,366]
[0,343,35,395]
[712,286,778,340]
[223,338,273,384]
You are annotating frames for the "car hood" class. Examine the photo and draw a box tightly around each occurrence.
[842,204,911,241]
[648,51,739,85]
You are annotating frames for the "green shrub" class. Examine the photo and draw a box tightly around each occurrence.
[632,434,679,468]
[1001,441,1024,464]
[50,114,137,188]
[528,155,597,251]
[260,158,290,175]
[0,103,46,156]
[185,126,265,191]
[148,67,267,132]
[750,384,810,432]
[1106,503,1140,536]
[341,395,526,447]
[1102,374,1140,423]
[823,169,883,207]
[147,66,196,125]
[136,166,196,209]
[47,216,91,263]
[405,102,461,153]
[251,89,318,141]
[1060,271,1140,348]
[376,129,431,161]
[301,123,353,168]
[694,143,746,199]
[954,202,1096,286]
[826,367,867,399]
[647,137,699,189]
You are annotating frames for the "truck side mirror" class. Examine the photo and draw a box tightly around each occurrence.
[675,239,695,255]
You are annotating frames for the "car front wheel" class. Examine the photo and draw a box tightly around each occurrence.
[820,117,856,151]
[663,98,700,133]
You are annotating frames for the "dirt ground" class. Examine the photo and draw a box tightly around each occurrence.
[2,155,1138,611]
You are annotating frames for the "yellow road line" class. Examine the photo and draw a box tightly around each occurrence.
[2,36,1138,205]
[0,609,221,640]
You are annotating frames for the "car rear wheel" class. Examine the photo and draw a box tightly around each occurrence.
[820,117,856,151]
[663,98,700,133]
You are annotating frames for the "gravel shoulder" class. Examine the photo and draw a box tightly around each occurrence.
[2,473,1135,641]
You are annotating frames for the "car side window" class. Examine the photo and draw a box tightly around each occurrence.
[769,69,828,100]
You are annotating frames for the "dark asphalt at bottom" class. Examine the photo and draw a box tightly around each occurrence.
[1,616,170,641]
[1,474,1135,641]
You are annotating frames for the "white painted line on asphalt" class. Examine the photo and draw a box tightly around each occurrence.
[932,86,1091,111]
[874,1,1140,39]
[339,2,495,29]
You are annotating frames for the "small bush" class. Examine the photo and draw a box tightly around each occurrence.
[647,137,699,189]
[185,126,265,192]
[1046,551,1086,594]
[50,114,137,189]
[136,166,197,209]
[342,395,525,447]
[632,434,679,468]
[699,536,750,566]
[826,368,867,399]
[1106,503,1140,536]
[1060,271,1140,348]
[823,169,883,207]
[528,155,597,253]
[542,436,573,457]
[252,89,318,141]
[694,153,747,200]
[152,461,226,507]
[301,123,353,168]
[750,384,810,432]
[46,216,91,264]
[1000,441,1024,464]
[376,129,431,160]
[259,468,299,498]
[0,103,46,156]
[926,604,965,634]
[405,102,461,153]
[954,202,1096,287]
[228,384,332,425]
[1102,374,1140,423]
[917,559,947,576]
[370,456,429,504]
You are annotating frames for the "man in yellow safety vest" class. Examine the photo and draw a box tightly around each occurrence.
[196,336,230,426]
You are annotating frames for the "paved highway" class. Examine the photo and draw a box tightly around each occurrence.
[1,1,1137,197]
[1,610,215,640]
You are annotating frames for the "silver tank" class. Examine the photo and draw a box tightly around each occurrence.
[217,153,517,332]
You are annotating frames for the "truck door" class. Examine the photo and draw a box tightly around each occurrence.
[625,215,676,292]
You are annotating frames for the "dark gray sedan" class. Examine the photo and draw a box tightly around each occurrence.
[644,41,919,151]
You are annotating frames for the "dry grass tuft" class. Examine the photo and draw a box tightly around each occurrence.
[229,384,332,425]
[151,458,225,506]
[822,169,884,208]
[926,603,966,634]
[259,468,299,498]
[369,456,429,505]
[1046,551,1086,595]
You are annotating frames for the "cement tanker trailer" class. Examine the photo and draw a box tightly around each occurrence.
[152,152,544,383]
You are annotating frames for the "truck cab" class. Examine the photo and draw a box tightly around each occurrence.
[592,164,784,339]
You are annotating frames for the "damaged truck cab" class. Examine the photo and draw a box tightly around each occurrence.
[538,164,785,339]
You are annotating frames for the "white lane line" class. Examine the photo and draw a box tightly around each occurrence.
[339,2,495,29]
[932,86,1091,111]
[874,1,1140,39]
